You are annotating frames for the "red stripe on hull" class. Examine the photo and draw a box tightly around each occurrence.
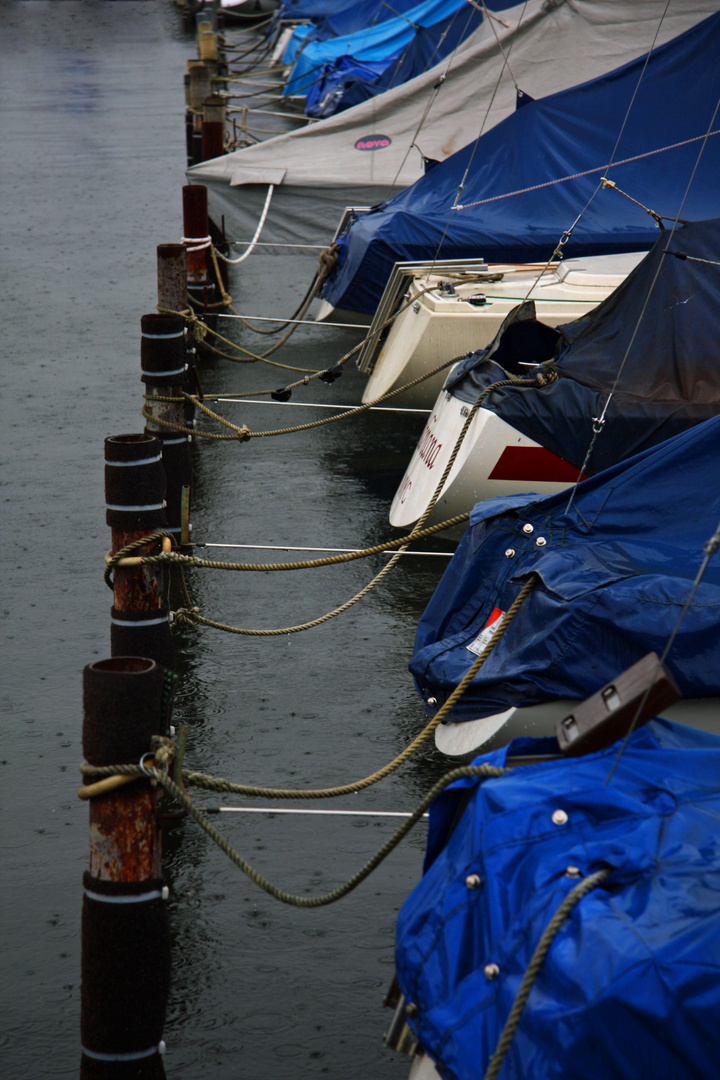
[488,445,587,483]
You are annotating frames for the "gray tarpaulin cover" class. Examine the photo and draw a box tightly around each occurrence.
[189,0,720,244]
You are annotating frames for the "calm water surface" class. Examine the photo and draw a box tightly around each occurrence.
[0,4,454,1077]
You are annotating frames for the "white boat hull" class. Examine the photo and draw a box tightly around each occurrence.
[364,252,644,409]
[389,393,582,532]
[434,697,720,756]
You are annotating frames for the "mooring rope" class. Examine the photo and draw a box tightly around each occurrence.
[483,867,613,1080]
[80,763,505,907]
[92,571,537,798]
[107,513,469,579]
[173,574,537,797]
[168,374,540,637]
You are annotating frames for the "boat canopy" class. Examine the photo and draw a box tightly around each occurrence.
[322,10,720,312]
[396,718,720,1080]
[189,1,720,247]
[446,217,720,474]
[410,413,720,720]
[283,0,467,97]
[305,2,484,118]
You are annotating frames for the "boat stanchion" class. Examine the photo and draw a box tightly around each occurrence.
[105,433,175,670]
[182,183,217,333]
[141,313,193,548]
[80,656,173,1078]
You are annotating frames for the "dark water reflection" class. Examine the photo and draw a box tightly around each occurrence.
[1,4,455,1078]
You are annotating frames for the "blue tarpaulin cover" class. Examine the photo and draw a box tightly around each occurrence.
[305,3,485,117]
[446,217,720,475]
[322,11,720,313]
[396,718,720,1080]
[282,0,466,96]
[278,0,420,40]
[410,414,720,720]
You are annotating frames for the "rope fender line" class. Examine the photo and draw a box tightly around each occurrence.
[483,866,613,1080]
[78,763,505,907]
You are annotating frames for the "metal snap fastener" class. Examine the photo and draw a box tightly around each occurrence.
[552,809,568,826]
[505,548,515,558]
[484,963,500,981]
[465,873,482,890]
[565,866,581,878]
[522,523,534,534]
[536,536,547,547]
[427,697,438,708]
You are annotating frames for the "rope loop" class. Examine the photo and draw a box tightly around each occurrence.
[317,242,340,281]
[103,530,174,590]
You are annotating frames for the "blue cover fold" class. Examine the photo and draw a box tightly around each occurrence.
[446,217,720,475]
[396,719,720,1080]
[410,414,720,719]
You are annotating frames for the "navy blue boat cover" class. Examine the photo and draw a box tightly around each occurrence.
[322,12,720,313]
[446,217,720,475]
[396,718,720,1080]
[410,414,720,719]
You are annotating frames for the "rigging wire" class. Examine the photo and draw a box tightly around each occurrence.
[564,88,720,515]
[521,0,674,304]
[420,0,531,280]
[388,1,487,192]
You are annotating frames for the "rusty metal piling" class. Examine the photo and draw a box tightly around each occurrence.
[105,433,175,670]
[141,314,193,546]
[182,183,216,329]
[80,656,174,1079]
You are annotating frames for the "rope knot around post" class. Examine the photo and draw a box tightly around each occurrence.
[186,313,209,343]
[150,735,177,771]
[173,606,200,627]
[317,242,341,281]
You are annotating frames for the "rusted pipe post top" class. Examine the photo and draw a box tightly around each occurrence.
[182,184,210,282]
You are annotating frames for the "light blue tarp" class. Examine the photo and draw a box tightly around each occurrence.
[396,718,720,1080]
[322,11,720,313]
[305,2,484,117]
[410,414,720,720]
[282,0,467,96]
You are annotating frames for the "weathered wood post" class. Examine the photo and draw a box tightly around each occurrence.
[79,655,174,1078]
[105,433,175,670]
[141,313,193,547]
